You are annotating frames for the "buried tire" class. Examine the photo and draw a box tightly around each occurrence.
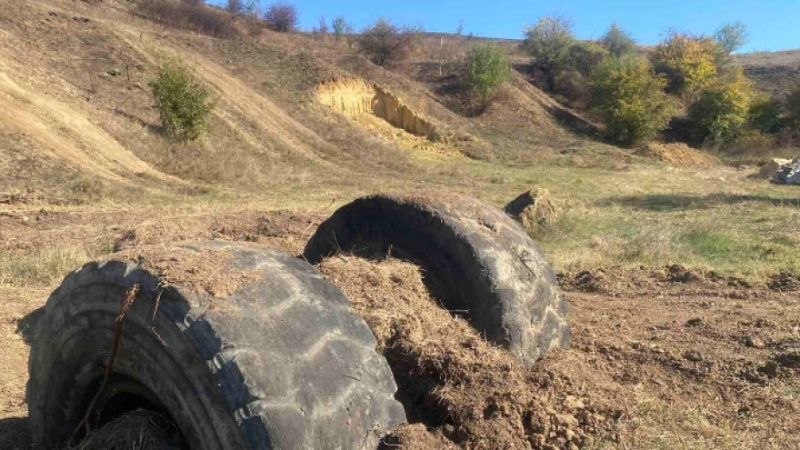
[304,192,570,367]
[28,242,406,450]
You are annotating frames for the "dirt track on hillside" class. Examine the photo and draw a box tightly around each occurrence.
[1,210,798,449]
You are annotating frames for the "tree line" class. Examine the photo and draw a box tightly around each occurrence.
[141,1,800,156]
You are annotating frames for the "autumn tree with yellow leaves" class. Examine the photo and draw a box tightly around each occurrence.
[652,31,720,98]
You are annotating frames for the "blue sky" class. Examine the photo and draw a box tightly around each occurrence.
[208,0,800,52]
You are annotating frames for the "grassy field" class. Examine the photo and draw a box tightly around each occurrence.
[1,0,800,448]
[4,154,800,289]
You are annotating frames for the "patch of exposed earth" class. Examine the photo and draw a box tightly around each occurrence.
[1,210,798,449]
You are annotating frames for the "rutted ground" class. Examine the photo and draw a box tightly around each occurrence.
[1,0,800,448]
[1,210,798,449]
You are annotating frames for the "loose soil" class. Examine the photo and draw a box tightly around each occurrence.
[2,211,799,449]
[634,143,720,167]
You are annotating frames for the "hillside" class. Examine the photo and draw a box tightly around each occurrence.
[0,0,619,208]
[736,50,800,98]
[2,1,800,449]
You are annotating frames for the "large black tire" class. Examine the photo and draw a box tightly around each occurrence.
[28,242,406,450]
[303,192,570,367]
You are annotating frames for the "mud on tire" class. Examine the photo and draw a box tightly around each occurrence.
[304,192,570,367]
[27,242,405,450]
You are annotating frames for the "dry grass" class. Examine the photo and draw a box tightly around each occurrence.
[134,0,239,39]
[3,0,800,281]
[1,3,800,448]
[0,246,91,287]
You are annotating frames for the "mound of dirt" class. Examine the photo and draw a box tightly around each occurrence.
[318,256,619,449]
[560,265,762,298]
[634,143,719,167]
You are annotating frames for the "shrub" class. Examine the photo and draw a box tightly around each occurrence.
[149,60,213,141]
[241,0,262,36]
[786,87,800,134]
[357,18,422,67]
[332,16,352,41]
[264,2,297,32]
[554,69,589,105]
[688,67,753,144]
[652,30,719,97]
[714,21,749,55]
[589,56,674,146]
[600,23,636,58]
[522,15,575,88]
[136,0,238,39]
[724,129,776,158]
[567,41,608,76]
[226,0,243,15]
[748,93,782,134]
[464,43,512,109]
[548,42,607,106]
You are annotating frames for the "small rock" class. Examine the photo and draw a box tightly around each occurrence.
[107,68,121,76]
[48,11,58,17]
[744,336,766,349]
[504,188,557,231]
[683,350,703,362]
[135,63,145,71]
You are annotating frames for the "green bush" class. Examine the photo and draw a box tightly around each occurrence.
[567,41,608,76]
[714,21,749,55]
[589,56,674,146]
[724,128,776,158]
[464,43,511,109]
[332,16,353,41]
[149,60,213,141]
[550,42,607,105]
[554,69,589,105]
[600,23,636,58]
[522,15,574,89]
[748,93,782,134]
[688,67,752,144]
